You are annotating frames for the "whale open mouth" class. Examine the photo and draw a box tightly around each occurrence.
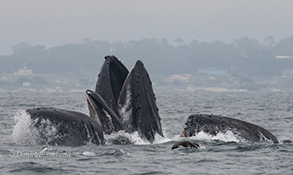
[86,56,163,142]
[86,89,130,134]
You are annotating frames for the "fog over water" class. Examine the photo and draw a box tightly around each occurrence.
[1,0,293,55]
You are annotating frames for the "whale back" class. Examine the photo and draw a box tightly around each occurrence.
[183,114,278,143]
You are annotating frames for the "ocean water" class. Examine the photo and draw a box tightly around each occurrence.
[1,88,293,174]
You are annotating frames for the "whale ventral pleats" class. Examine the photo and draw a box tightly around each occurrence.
[89,56,163,142]
[118,59,163,142]
[95,56,129,115]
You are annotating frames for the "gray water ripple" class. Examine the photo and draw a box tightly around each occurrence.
[1,90,293,174]
[6,161,63,174]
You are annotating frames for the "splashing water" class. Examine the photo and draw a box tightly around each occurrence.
[191,131,242,143]
[104,130,172,145]
[11,110,59,145]
[11,110,36,144]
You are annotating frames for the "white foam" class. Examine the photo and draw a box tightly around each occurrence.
[152,133,172,144]
[104,130,172,145]
[128,131,149,145]
[11,110,60,145]
[192,131,241,143]
[82,151,96,156]
[131,132,172,145]
[104,131,144,145]
[11,110,36,144]
[258,132,275,143]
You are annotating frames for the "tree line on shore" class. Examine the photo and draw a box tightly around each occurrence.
[1,36,293,77]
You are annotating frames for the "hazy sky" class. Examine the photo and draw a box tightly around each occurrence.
[1,0,293,55]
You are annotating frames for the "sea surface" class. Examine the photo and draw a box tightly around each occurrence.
[1,88,293,174]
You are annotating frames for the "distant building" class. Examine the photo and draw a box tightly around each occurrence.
[15,63,32,75]
[22,82,32,87]
[198,68,229,76]
[282,69,293,77]
[166,74,192,83]
[275,56,293,59]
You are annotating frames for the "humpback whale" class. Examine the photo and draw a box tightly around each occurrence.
[25,56,163,145]
[88,56,163,142]
[182,114,279,143]
[26,108,104,146]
